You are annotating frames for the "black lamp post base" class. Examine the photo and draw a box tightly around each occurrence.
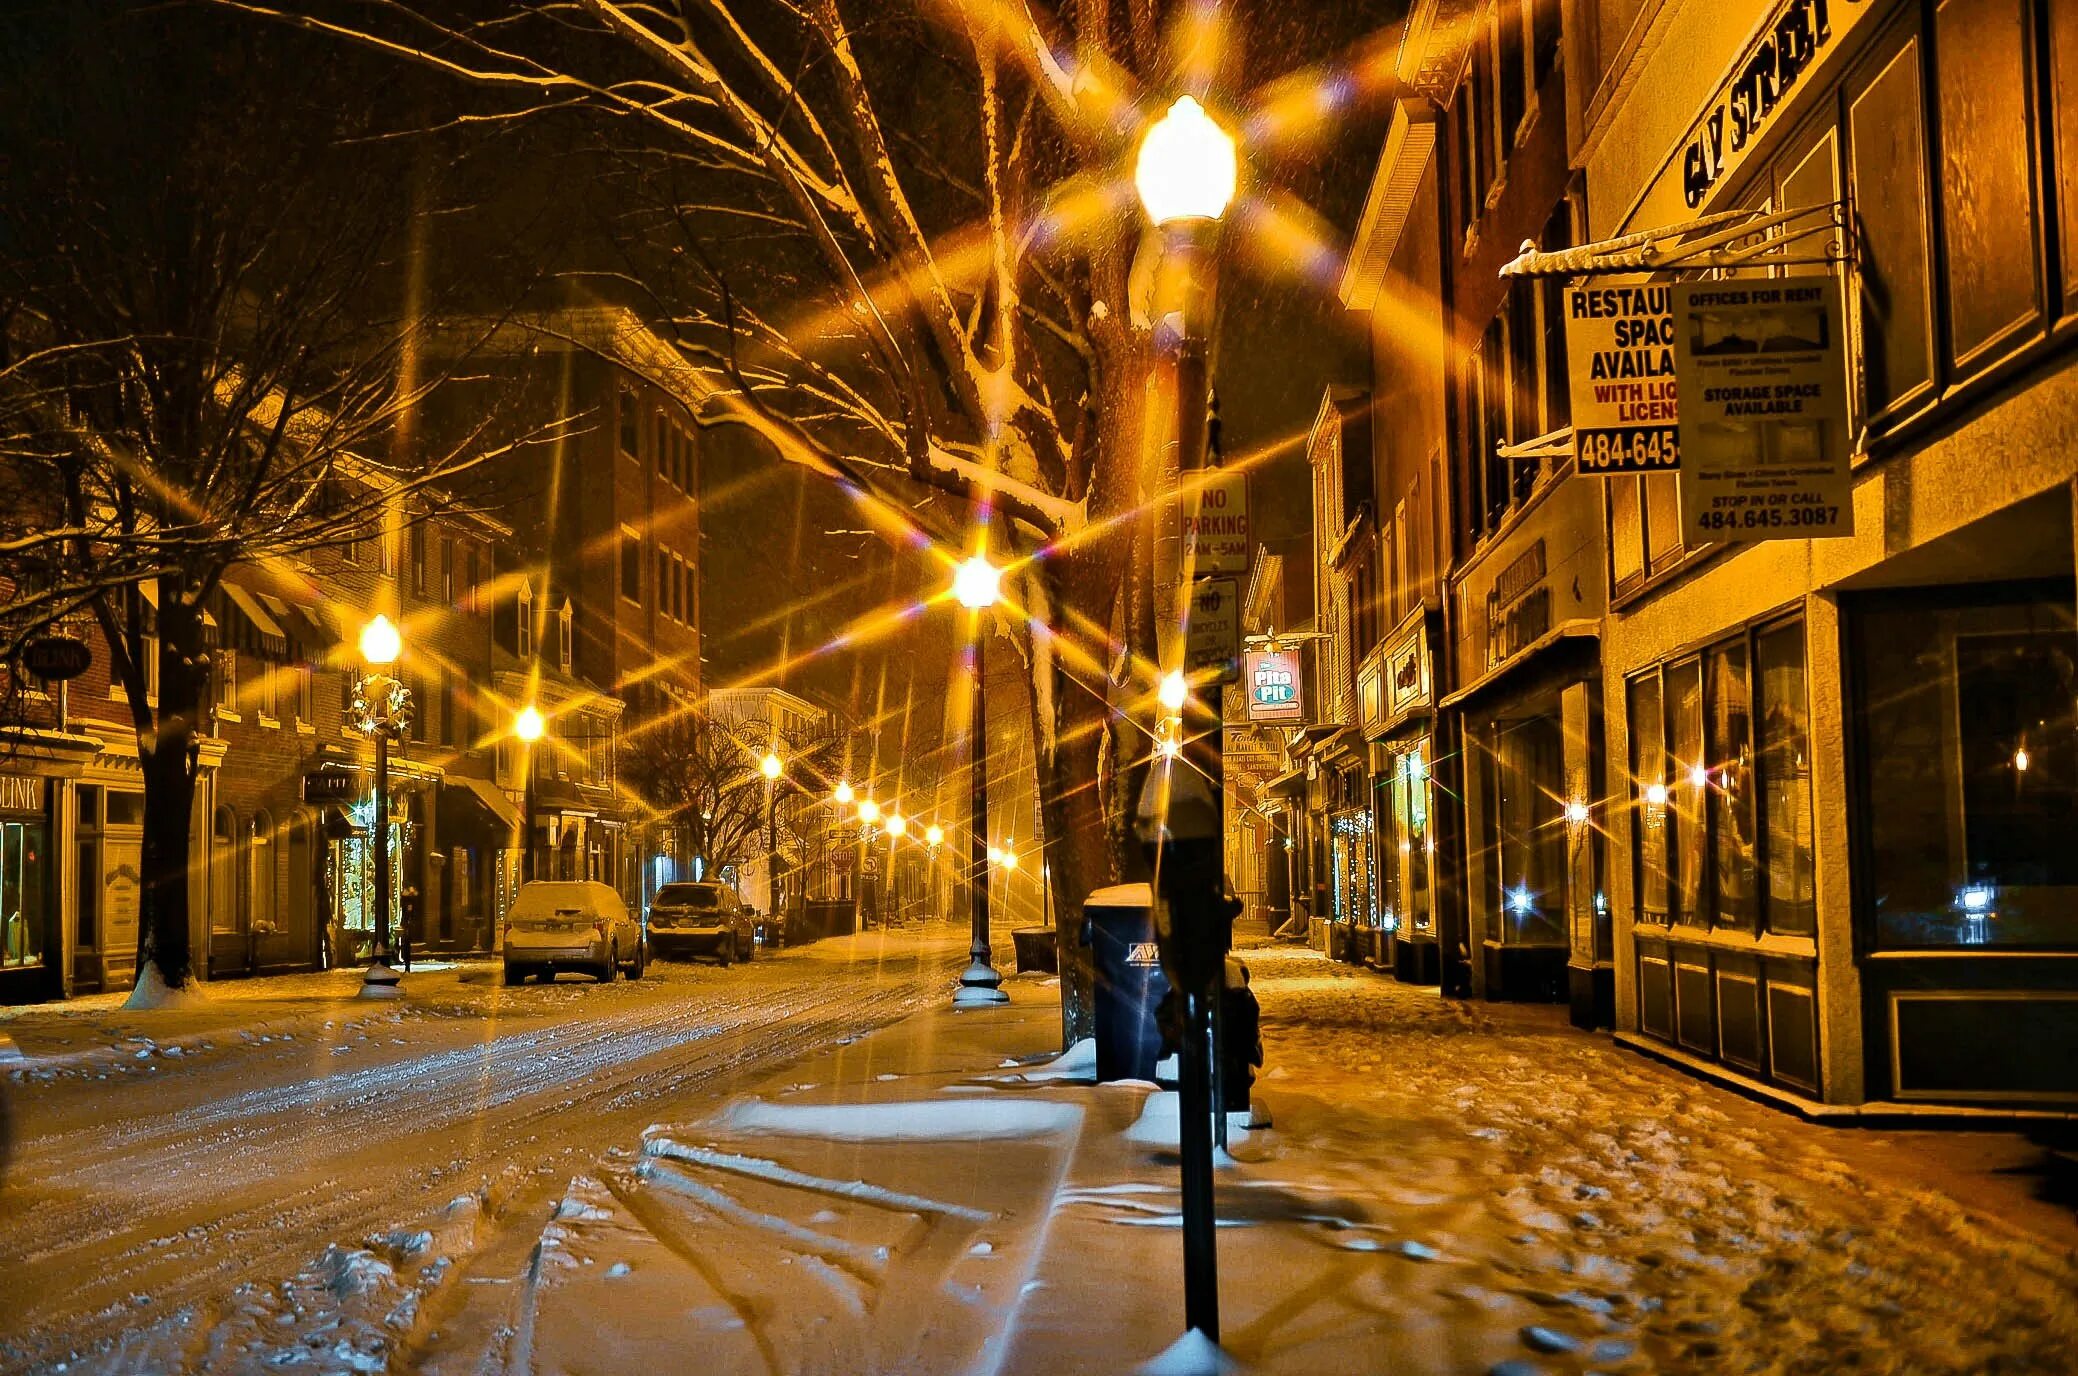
[358,962,404,999]
[953,958,1009,1007]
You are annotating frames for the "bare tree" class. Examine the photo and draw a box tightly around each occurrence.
[0,3,538,992]
[625,711,849,879]
[223,0,1327,1033]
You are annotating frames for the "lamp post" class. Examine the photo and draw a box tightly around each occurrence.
[355,615,410,999]
[514,705,545,883]
[885,812,907,922]
[1136,92,1237,1344]
[952,549,1009,1008]
[762,750,785,916]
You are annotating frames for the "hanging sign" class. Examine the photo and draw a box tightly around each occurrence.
[1566,285,1680,475]
[1243,650,1305,724]
[1184,577,1241,682]
[1179,471,1249,576]
[20,634,92,681]
[1674,274,1853,543]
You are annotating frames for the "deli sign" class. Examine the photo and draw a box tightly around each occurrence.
[1681,0,1869,209]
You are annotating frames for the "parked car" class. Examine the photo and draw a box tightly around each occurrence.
[502,880,646,985]
[647,881,757,965]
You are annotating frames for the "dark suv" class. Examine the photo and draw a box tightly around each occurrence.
[646,881,757,964]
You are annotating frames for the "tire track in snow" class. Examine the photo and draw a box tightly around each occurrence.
[0,938,962,1373]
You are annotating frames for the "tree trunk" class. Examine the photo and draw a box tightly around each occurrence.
[136,589,209,990]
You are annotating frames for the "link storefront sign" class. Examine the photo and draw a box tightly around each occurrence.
[1673,275,1852,543]
[1566,285,1679,475]
[1243,650,1304,724]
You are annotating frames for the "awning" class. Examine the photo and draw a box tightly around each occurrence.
[442,774,522,836]
[258,592,342,658]
[531,778,600,816]
[1438,620,1599,712]
[1262,769,1307,800]
[1498,202,1850,279]
[221,583,288,659]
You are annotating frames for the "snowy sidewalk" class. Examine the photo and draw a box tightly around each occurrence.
[529,945,2078,1375]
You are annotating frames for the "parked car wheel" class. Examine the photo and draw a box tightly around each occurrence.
[717,941,733,968]
[503,964,527,986]
[625,941,645,980]
[599,942,619,983]
[740,931,756,963]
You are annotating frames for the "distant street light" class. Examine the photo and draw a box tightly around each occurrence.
[950,547,1008,1008]
[857,797,881,826]
[355,616,410,999]
[763,750,787,917]
[925,823,944,848]
[513,705,544,882]
[886,813,907,838]
[834,779,855,806]
[1158,669,1190,713]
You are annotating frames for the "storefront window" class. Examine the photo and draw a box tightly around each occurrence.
[1756,624,1816,934]
[1384,748,1434,934]
[1667,658,1706,925]
[1628,673,1668,924]
[1706,643,1756,929]
[1329,809,1376,928]
[2,816,48,969]
[1857,588,2078,948]
[1490,714,1565,945]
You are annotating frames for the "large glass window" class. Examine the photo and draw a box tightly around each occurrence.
[1706,643,1756,929]
[2,815,48,970]
[1756,624,1816,934]
[1628,619,1814,937]
[1847,31,1934,417]
[1628,672,1669,924]
[1857,587,2078,948]
[1667,658,1706,925]
[1933,0,2041,368]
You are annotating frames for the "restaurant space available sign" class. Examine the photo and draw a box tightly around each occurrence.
[1243,650,1305,724]
[1566,285,1680,475]
[1673,275,1852,543]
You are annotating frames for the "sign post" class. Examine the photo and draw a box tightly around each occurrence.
[1673,275,1852,543]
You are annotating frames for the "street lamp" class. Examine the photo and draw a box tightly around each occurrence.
[762,749,786,917]
[514,704,544,882]
[354,616,411,999]
[951,546,1009,1008]
[857,797,881,826]
[833,779,854,806]
[1136,91,1238,1346]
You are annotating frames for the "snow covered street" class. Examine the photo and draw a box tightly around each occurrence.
[0,929,970,1373]
[5,935,2075,1375]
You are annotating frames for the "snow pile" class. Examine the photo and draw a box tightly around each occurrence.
[986,1036,1099,1083]
[715,1096,1080,1142]
[1121,1090,1253,1153]
[1135,1328,1242,1375]
[123,963,212,1011]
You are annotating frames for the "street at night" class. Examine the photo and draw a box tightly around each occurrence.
[6,0,2078,1371]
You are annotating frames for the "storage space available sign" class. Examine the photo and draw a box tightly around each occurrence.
[1566,284,1681,475]
[1673,274,1852,543]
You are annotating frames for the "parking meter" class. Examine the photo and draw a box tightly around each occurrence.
[1134,758,1241,997]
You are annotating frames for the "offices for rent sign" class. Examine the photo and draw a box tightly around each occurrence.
[1674,275,1853,543]
[1567,284,1680,475]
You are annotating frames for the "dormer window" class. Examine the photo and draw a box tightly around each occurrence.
[518,579,534,659]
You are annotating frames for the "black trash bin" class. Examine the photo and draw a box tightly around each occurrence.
[1082,883,1168,1083]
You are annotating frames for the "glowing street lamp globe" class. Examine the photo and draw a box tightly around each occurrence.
[760,751,784,781]
[1135,96,1238,225]
[858,798,882,825]
[951,553,1002,610]
[833,780,855,806]
[513,704,545,743]
[1157,669,1189,712]
[886,813,908,838]
[359,614,402,667]
[998,849,1019,872]
[925,823,944,847]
